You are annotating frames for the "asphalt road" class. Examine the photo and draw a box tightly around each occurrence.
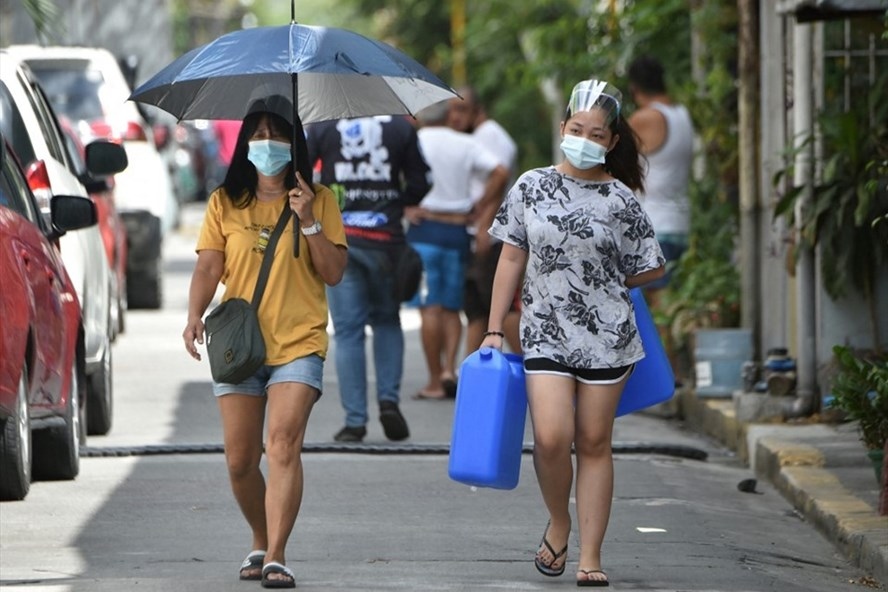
[0,204,878,591]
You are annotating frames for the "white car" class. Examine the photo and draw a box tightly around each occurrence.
[7,45,178,309]
[0,50,127,436]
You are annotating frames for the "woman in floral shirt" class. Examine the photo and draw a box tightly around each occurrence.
[481,79,665,587]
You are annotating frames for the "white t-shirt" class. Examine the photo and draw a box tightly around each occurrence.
[470,119,517,203]
[417,126,501,213]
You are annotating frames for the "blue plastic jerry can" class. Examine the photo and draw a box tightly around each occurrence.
[616,288,675,417]
[448,348,527,490]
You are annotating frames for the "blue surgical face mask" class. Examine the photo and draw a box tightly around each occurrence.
[560,134,607,170]
[247,139,291,176]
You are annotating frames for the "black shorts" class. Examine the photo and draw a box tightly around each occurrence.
[524,358,634,385]
[463,241,520,321]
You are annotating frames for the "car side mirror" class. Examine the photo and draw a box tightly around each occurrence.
[49,195,97,239]
[84,141,128,176]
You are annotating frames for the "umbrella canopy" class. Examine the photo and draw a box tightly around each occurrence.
[130,20,456,258]
[129,24,457,125]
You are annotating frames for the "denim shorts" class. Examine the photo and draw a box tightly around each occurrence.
[408,242,467,311]
[212,354,324,397]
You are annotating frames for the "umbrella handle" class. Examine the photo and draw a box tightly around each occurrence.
[291,147,311,257]
[290,74,313,258]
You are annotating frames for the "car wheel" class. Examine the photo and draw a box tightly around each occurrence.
[32,355,81,481]
[127,260,162,309]
[87,343,113,436]
[0,363,32,501]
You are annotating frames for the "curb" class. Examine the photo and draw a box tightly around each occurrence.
[756,438,888,584]
[676,389,888,585]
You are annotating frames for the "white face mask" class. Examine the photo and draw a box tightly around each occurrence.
[560,134,607,170]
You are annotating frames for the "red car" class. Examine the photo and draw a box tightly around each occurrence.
[59,117,129,338]
[0,137,102,501]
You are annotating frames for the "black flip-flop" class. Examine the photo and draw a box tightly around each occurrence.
[534,521,568,577]
[442,378,458,399]
[577,569,609,587]
[238,550,265,581]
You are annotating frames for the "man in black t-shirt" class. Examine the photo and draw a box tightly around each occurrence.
[307,116,431,443]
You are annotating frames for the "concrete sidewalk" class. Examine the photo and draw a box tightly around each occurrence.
[668,388,888,585]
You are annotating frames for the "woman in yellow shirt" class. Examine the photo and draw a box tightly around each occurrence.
[183,105,347,589]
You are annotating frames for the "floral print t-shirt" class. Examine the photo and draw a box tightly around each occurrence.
[489,166,665,369]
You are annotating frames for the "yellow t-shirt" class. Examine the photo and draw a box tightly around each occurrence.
[196,185,347,364]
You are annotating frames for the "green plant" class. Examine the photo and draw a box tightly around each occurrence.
[656,177,741,348]
[828,345,888,450]
[774,74,888,350]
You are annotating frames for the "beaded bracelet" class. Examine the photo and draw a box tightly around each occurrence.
[484,331,505,338]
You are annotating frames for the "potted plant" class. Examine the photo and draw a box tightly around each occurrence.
[827,345,888,484]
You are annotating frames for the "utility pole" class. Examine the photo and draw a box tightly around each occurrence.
[737,0,761,361]
[450,0,466,87]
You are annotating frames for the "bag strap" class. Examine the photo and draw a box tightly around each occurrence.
[251,205,292,308]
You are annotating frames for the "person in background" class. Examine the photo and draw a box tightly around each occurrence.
[627,55,695,383]
[213,119,243,168]
[183,102,348,589]
[408,100,509,400]
[307,115,431,442]
[480,79,665,587]
[447,86,522,360]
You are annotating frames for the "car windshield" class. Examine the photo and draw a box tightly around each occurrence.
[28,66,105,123]
[0,82,37,166]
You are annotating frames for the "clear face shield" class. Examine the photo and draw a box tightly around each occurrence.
[565,79,623,125]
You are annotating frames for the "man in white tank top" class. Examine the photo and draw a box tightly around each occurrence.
[628,56,695,383]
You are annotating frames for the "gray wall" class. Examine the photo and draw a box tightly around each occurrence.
[759,0,888,376]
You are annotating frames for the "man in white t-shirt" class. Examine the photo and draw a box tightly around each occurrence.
[448,86,522,361]
[406,100,509,400]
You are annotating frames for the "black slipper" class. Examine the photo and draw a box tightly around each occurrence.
[534,521,568,577]
[261,561,295,589]
[442,378,457,399]
[577,569,609,587]
[238,550,265,581]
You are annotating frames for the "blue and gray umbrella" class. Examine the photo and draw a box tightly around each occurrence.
[129,24,457,125]
[130,5,456,255]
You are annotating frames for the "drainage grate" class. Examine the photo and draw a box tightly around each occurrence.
[81,441,708,460]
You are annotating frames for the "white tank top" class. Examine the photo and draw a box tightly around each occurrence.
[639,102,694,235]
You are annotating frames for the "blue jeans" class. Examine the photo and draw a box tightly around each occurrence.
[327,245,404,427]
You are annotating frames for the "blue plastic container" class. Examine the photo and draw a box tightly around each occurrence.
[448,348,527,490]
[616,288,675,417]
[693,328,753,397]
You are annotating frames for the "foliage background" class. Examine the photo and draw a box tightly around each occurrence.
[167,0,743,357]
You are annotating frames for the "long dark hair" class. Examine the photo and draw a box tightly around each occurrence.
[220,111,296,208]
[606,115,645,193]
